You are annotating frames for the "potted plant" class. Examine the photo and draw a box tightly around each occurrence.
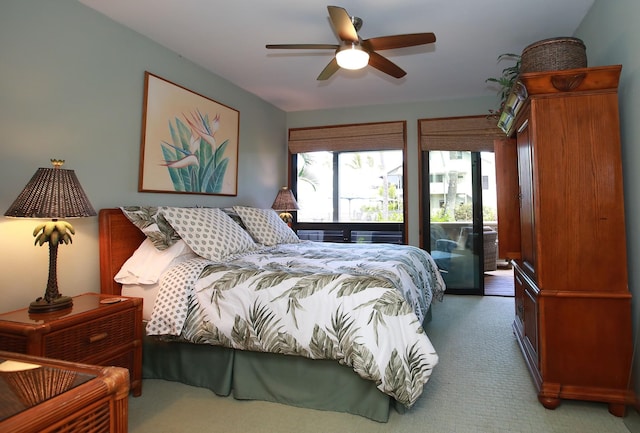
[485,53,521,117]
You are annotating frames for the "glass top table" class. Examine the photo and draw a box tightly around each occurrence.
[0,357,96,421]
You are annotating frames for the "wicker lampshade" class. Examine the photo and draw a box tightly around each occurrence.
[271,187,299,212]
[5,161,96,219]
[4,160,96,313]
[271,187,299,226]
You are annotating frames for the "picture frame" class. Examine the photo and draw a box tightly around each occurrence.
[139,71,239,196]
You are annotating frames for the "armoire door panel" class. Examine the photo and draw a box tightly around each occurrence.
[494,138,521,260]
[516,119,536,280]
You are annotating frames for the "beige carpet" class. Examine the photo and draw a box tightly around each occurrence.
[128,295,631,433]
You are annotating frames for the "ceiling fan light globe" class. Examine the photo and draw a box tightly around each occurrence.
[336,45,369,70]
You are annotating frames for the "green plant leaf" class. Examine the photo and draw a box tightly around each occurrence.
[209,158,228,193]
[198,138,212,190]
[485,53,521,112]
[160,142,186,191]
[214,139,229,166]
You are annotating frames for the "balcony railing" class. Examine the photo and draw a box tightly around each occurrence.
[294,222,405,244]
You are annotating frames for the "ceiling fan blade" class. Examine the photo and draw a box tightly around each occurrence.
[266,44,339,50]
[362,32,436,51]
[327,6,358,43]
[317,58,340,81]
[368,52,406,79]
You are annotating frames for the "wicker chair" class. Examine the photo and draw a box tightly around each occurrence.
[482,227,498,272]
[457,226,498,272]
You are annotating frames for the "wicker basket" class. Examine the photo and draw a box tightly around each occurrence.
[521,37,587,73]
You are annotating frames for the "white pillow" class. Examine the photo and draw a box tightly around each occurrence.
[233,206,300,246]
[162,207,258,261]
[115,239,194,285]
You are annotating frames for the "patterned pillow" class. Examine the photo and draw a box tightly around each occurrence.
[120,206,181,251]
[233,206,300,246]
[161,207,257,261]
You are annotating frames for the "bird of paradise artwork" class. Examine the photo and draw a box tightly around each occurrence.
[160,109,230,193]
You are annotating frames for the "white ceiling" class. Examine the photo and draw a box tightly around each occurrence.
[78,0,595,112]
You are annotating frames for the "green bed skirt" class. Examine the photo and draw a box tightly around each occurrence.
[142,337,394,422]
[141,308,431,422]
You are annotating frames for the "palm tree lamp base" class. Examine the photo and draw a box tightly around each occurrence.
[28,220,75,314]
[29,295,73,313]
[279,212,293,226]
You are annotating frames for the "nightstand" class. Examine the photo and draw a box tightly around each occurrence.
[0,293,142,396]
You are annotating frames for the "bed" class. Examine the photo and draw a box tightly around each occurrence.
[98,206,446,422]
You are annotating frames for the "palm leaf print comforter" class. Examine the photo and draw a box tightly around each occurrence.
[146,241,446,407]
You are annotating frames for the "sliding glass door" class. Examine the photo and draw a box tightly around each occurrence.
[424,150,488,295]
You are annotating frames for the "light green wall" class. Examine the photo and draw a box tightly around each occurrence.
[0,0,286,311]
[576,0,640,411]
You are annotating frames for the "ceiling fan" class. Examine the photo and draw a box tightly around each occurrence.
[265,5,436,80]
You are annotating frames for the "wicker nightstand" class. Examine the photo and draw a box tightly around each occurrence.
[0,293,142,396]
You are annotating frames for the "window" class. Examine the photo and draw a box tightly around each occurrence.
[289,121,406,243]
[296,150,403,223]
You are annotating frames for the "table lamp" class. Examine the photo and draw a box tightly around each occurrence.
[4,159,96,313]
[271,186,299,227]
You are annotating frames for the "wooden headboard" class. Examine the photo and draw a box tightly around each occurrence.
[98,208,145,295]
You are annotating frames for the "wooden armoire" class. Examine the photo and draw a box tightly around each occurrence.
[496,65,633,416]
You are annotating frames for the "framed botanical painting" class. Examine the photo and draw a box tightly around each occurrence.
[139,72,239,196]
